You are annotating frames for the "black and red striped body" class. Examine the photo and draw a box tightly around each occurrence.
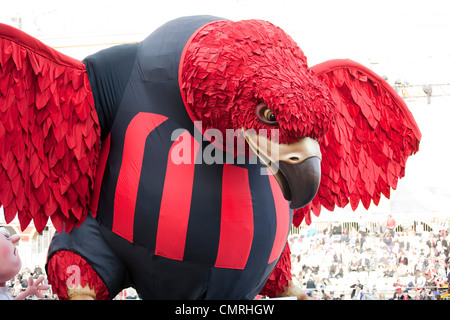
[100,111,291,267]
[47,16,293,299]
[95,113,291,299]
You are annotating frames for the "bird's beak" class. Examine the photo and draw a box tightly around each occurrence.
[242,129,321,209]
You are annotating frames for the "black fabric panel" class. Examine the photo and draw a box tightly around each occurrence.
[95,108,138,228]
[205,262,278,299]
[245,168,277,269]
[137,15,224,82]
[46,213,131,298]
[83,43,138,140]
[140,255,210,299]
[183,141,223,265]
[99,225,210,300]
[135,15,225,133]
[132,119,182,249]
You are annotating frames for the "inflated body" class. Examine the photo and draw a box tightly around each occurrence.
[47,16,293,299]
[0,15,421,299]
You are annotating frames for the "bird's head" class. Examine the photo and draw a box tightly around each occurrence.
[180,19,336,209]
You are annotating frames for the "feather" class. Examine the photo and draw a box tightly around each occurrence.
[46,250,109,300]
[0,23,101,233]
[293,59,421,227]
[180,20,336,156]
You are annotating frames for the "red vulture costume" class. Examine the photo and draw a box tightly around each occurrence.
[0,16,420,299]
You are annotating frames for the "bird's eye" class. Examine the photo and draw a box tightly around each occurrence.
[264,109,276,122]
[256,103,278,125]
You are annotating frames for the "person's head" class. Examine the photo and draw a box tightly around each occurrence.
[0,227,21,285]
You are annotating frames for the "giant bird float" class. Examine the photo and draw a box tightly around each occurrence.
[0,16,420,299]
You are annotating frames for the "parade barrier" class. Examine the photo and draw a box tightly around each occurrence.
[395,84,450,99]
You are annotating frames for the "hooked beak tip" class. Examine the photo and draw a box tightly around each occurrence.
[276,157,321,209]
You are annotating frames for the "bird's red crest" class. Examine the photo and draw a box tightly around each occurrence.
[180,19,336,153]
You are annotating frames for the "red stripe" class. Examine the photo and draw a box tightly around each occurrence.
[89,134,111,217]
[215,164,254,269]
[155,130,199,260]
[267,170,290,263]
[112,112,168,242]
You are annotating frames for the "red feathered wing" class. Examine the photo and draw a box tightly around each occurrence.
[293,59,421,226]
[0,24,101,233]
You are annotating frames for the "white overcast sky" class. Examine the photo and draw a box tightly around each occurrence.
[1,0,449,219]
[2,0,450,84]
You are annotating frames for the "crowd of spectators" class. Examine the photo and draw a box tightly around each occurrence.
[288,216,450,300]
[5,216,450,301]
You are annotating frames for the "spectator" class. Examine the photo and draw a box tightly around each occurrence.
[386,214,396,237]
[328,291,339,300]
[417,290,426,300]
[12,279,22,298]
[33,265,43,279]
[398,251,408,266]
[423,85,432,104]
[311,290,320,300]
[393,278,404,295]
[361,287,374,300]
[349,255,360,272]
[350,280,362,299]
[305,277,316,293]
[416,272,426,290]
[400,289,412,300]
[425,264,437,281]
[352,285,364,300]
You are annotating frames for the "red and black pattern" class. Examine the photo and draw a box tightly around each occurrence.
[95,112,291,268]
[85,110,292,298]
[47,16,293,299]
[1,15,420,299]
